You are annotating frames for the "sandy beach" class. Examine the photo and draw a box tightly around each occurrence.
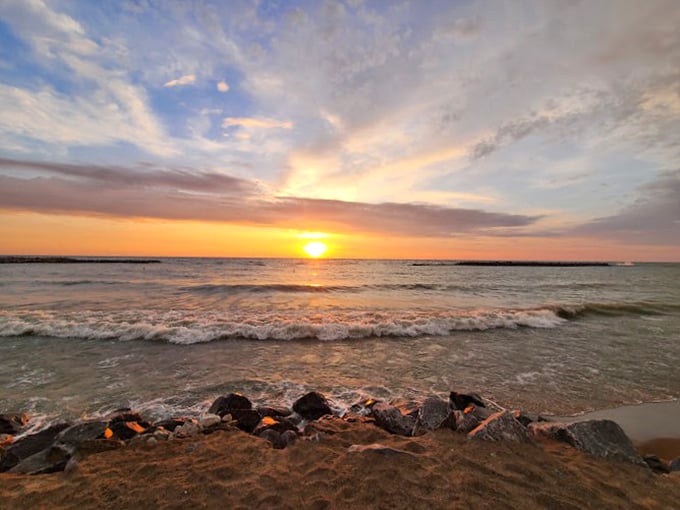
[1,415,679,509]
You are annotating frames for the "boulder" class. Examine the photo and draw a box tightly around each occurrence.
[56,421,109,446]
[280,430,298,448]
[643,455,670,474]
[229,409,262,433]
[74,439,125,457]
[155,418,186,432]
[253,416,298,436]
[468,410,532,443]
[449,390,486,410]
[454,410,481,434]
[0,422,70,472]
[528,420,645,466]
[348,398,381,416]
[173,420,200,439]
[513,411,550,427]
[0,433,13,448]
[293,392,332,421]
[0,413,30,434]
[413,397,456,435]
[107,410,152,429]
[108,420,147,440]
[208,393,252,417]
[198,414,222,431]
[9,444,71,475]
[258,429,283,448]
[256,405,292,418]
[371,403,416,436]
[670,457,680,472]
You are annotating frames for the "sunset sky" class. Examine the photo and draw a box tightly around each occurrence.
[0,0,678,260]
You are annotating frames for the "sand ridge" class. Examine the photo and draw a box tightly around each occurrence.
[0,418,678,509]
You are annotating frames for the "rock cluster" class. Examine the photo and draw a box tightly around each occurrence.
[2,390,678,476]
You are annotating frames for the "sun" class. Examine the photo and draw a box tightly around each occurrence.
[303,241,328,258]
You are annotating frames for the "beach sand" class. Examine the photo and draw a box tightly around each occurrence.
[1,417,678,509]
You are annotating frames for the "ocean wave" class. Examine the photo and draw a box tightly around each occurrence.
[0,308,566,343]
[552,301,680,319]
[180,282,474,295]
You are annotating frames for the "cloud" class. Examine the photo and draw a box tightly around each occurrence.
[222,117,293,129]
[572,169,680,245]
[163,74,196,87]
[0,158,540,237]
[216,80,229,92]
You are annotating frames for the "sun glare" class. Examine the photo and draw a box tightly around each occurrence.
[303,241,328,258]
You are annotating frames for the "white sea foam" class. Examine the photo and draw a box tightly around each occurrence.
[0,307,566,343]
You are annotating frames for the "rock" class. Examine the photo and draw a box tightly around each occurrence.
[155,418,186,432]
[371,403,417,436]
[347,443,417,457]
[528,420,645,466]
[258,429,282,448]
[56,421,109,446]
[256,405,292,418]
[348,398,381,416]
[0,413,30,434]
[389,399,420,417]
[449,390,486,410]
[198,414,222,430]
[253,416,298,436]
[152,428,172,441]
[468,410,532,443]
[107,410,152,429]
[173,419,200,438]
[413,397,456,435]
[280,430,298,448]
[670,457,680,471]
[9,444,71,475]
[643,455,670,474]
[208,393,253,417]
[229,409,262,433]
[0,422,70,472]
[454,410,481,434]
[108,420,147,440]
[293,392,333,421]
[0,433,13,448]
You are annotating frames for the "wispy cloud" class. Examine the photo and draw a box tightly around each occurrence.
[163,74,196,88]
[222,117,293,129]
[0,158,539,237]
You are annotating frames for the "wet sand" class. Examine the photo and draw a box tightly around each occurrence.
[1,418,678,509]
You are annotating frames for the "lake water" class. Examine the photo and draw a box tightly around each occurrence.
[1,258,678,433]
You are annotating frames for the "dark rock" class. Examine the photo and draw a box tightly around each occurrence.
[513,411,534,427]
[528,420,645,466]
[293,392,332,421]
[0,413,30,434]
[670,457,680,471]
[9,444,71,475]
[643,455,670,474]
[413,397,456,435]
[208,393,252,417]
[371,403,416,436]
[256,405,292,418]
[0,422,70,472]
[389,399,420,417]
[154,418,186,432]
[258,429,283,448]
[229,409,262,433]
[280,430,298,448]
[468,410,532,443]
[453,410,481,433]
[107,411,152,429]
[253,416,298,436]
[348,398,381,416]
[56,421,109,446]
[108,420,147,440]
[449,390,486,410]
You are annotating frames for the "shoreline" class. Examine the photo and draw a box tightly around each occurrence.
[1,390,679,509]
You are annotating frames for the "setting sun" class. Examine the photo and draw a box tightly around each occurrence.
[303,241,328,258]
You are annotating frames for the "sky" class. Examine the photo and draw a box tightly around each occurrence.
[0,0,678,260]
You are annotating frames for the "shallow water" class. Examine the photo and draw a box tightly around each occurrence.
[1,258,679,430]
